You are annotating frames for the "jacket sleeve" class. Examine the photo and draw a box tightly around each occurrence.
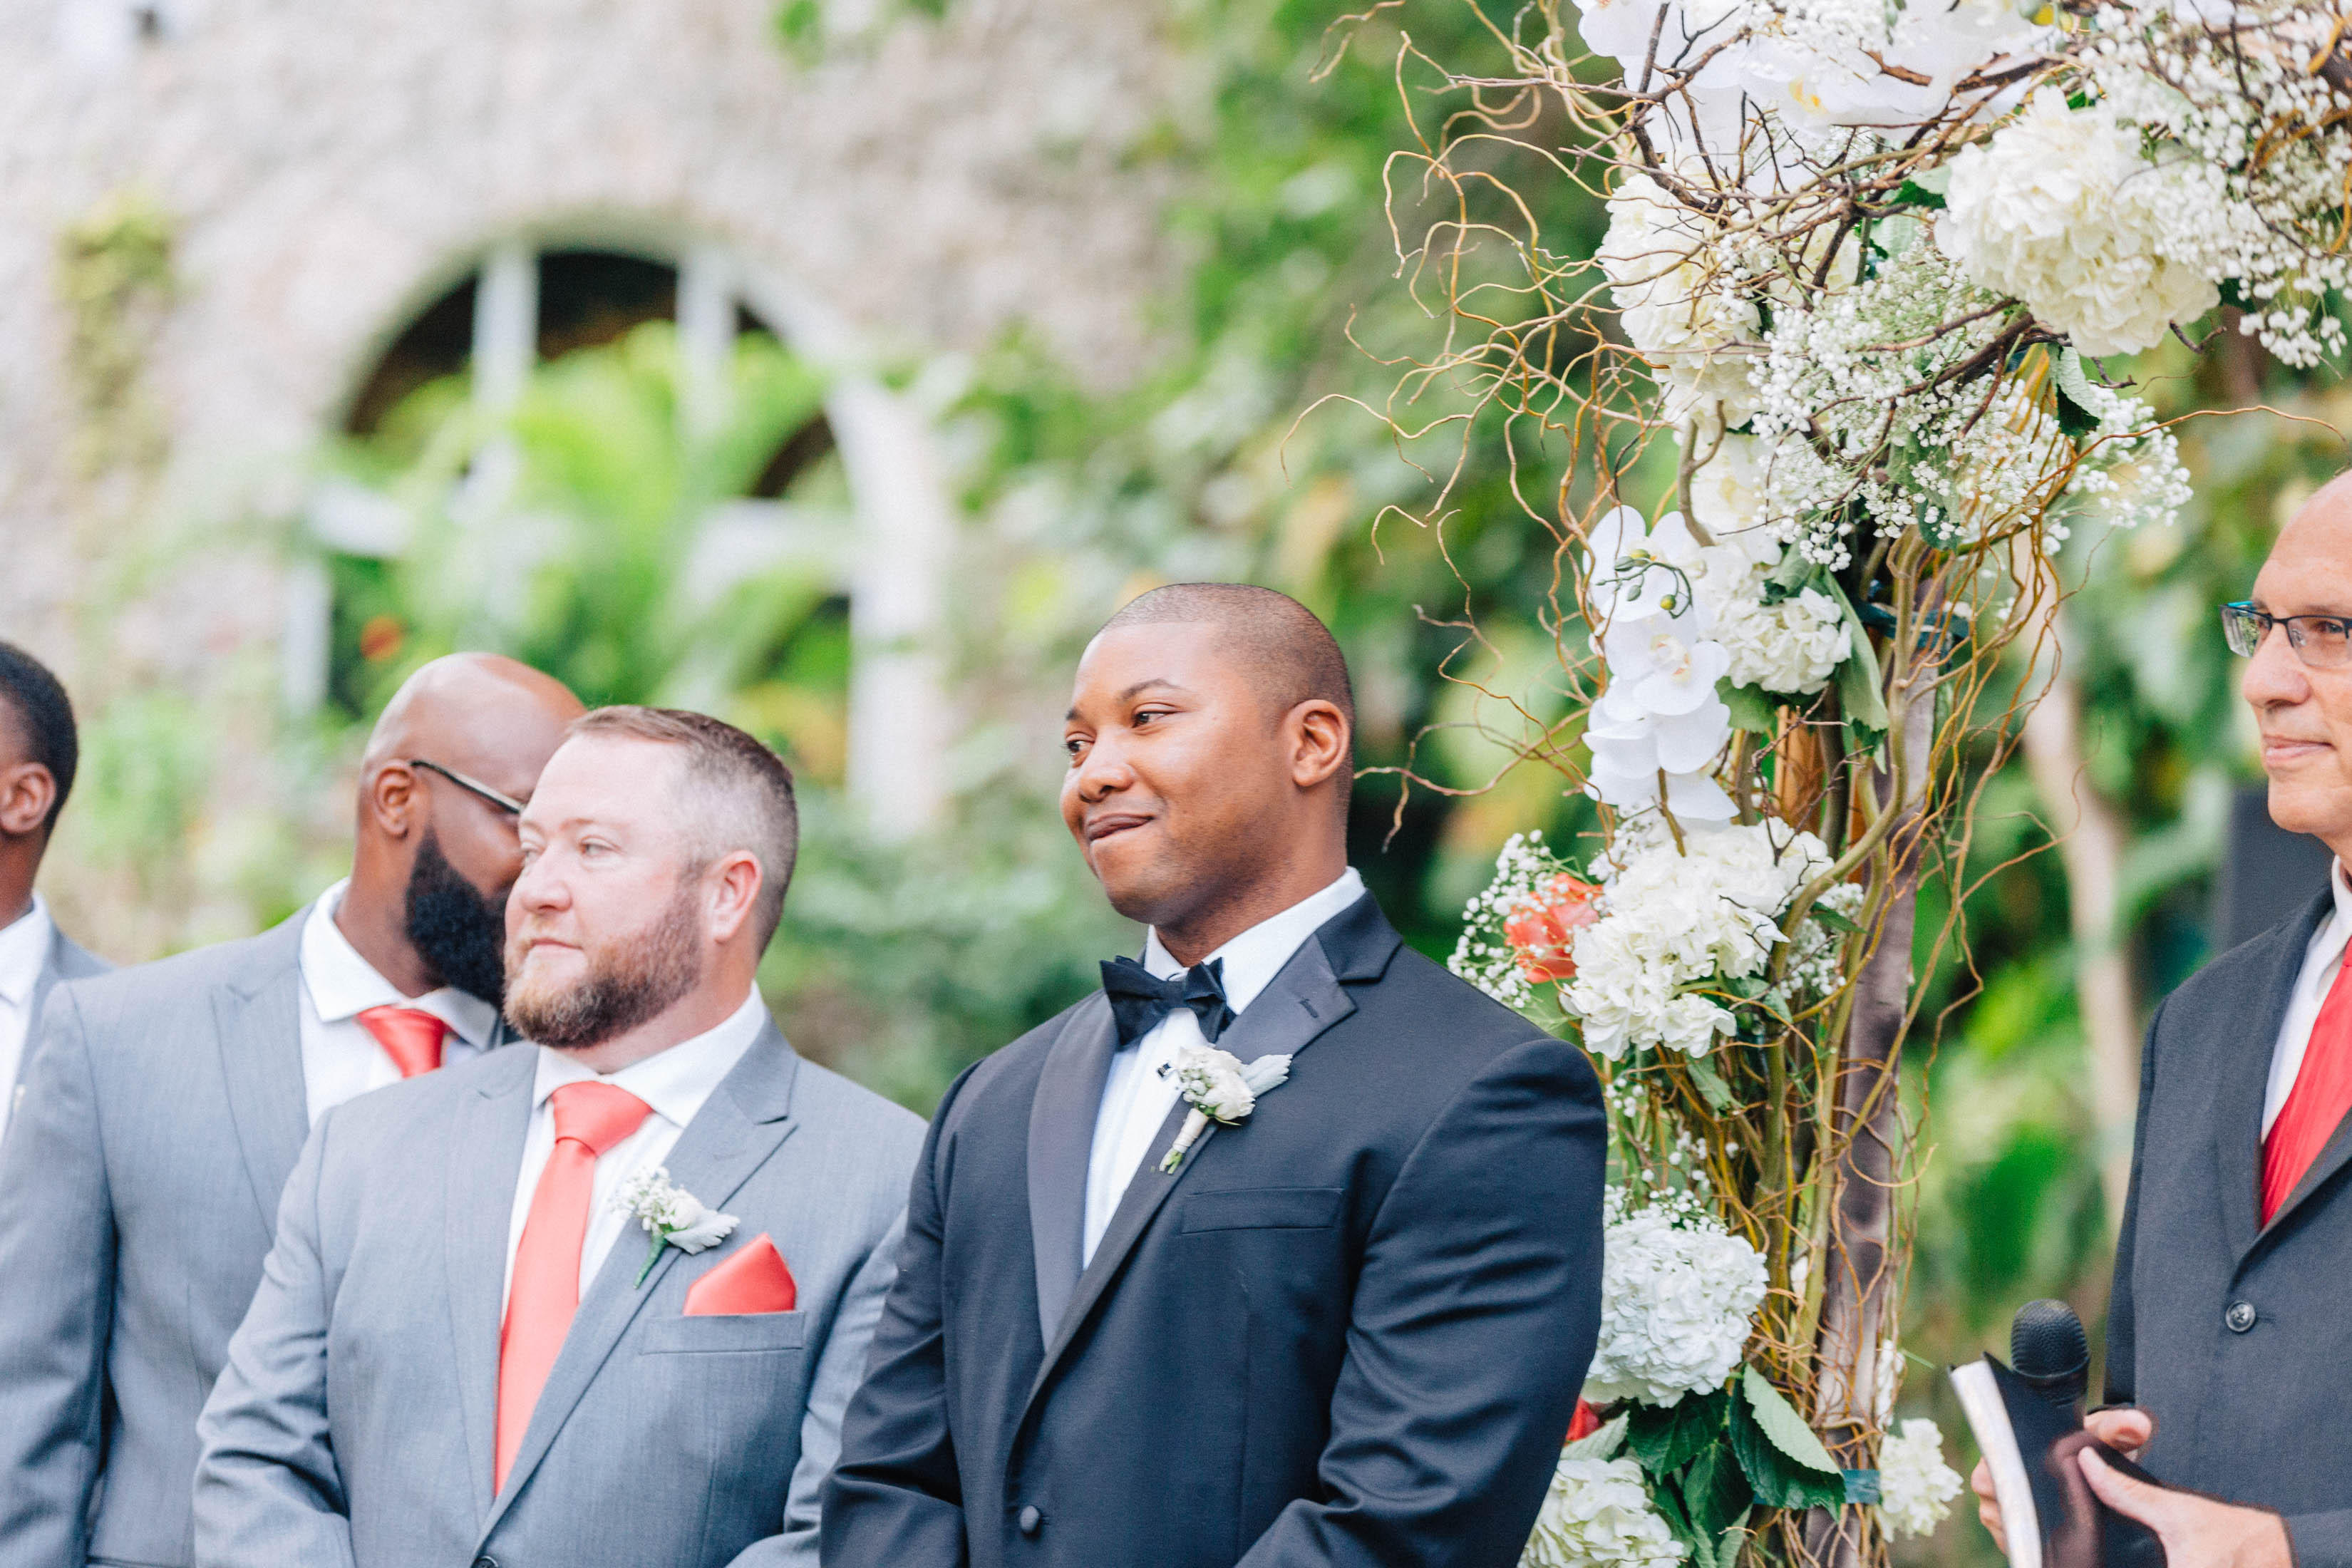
[0,988,117,1568]
[820,1067,980,1568]
[2102,995,2167,1408]
[1237,1034,1608,1568]
[728,1210,910,1568]
[191,1112,358,1568]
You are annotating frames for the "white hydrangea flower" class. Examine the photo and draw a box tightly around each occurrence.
[1520,1455,1688,1568]
[1877,1418,1964,1539]
[1583,1196,1768,1406]
[1938,93,2223,357]
[1702,564,1850,696]
[1564,820,1830,1058]
[1599,173,1763,423]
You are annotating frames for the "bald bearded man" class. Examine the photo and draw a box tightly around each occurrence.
[0,654,582,1568]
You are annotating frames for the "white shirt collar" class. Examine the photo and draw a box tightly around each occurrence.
[527,984,768,1129]
[299,879,502,1048]
[0,894,55,1009]
[1142,867,1368,1015]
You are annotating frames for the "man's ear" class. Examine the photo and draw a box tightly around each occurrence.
[706,851,764,945]
[1288,700,1352,792]
[365,761,421,841]
[0,761,56,840]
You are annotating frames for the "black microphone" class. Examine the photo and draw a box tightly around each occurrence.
[2011,1297,2090,1410]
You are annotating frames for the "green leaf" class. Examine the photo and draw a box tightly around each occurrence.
[1564,1412,1629,1460]
[1686,1053,1739,1112]
[1730,1402,1846,1512]
[1810,904,1862,936]
[1685,1441,1755,1542]
[1627,1391,1731,1477]
[1826,579,1888,743]
[1842,1469,1882,1505]
[1730,1368,1847,1511]
[1892,179,1946,210]
[1718,679,1778,736]
[1652,1469,1701,1560]
[2052,347,2103,438]
[1741,1366,1841,1472]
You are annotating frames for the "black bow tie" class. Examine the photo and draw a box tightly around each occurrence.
[1100,955,1236,1046]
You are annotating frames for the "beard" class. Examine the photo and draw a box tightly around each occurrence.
[502,882,704,1051]
[406,830,511,1006]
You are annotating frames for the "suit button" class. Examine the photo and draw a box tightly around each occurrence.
[2226,1300,2257,1333]
[472,1559,498,1568]
[1018,1505,1042,1536]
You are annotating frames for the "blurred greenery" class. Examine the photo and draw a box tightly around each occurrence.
[41,0,2343,1559]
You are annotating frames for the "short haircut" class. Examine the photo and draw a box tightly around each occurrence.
[1100,582,1356,733]
[567,706,800,947]
[0,641,78,834]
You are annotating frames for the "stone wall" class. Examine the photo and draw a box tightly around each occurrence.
[0,0,1175,956]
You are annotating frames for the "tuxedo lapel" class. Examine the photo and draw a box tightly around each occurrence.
[482,1027,802,1536]
[2224,892,2335,1262]
[212,915,310,1245]
[1027,997,1118,1348]
[444,1048,538,1529]
[1022,929,1363,1415]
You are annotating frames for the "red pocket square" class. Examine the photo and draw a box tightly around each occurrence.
[682,1233,797,1316]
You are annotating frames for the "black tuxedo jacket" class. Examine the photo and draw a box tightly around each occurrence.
[821,892,1606,1568]
[2108,889,2352,1565]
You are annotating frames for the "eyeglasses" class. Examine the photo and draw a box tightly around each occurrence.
[2220,603,2352,669]
[408,758,527,817]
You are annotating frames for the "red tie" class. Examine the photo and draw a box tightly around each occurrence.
[2261,951,2352,1224]
[355,1006,450,1078]
[495,1081,654,1492]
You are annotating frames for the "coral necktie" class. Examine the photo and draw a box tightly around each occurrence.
[354,1006,449,1078]
[495,1080,654,1492]
[2261,949,2352,1224]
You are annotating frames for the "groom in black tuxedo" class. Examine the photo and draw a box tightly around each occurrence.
[823,584,1606,1568]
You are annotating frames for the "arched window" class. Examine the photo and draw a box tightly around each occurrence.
[304,238,945,820]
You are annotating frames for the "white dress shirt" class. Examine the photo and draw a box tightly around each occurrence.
[0,894,56,1127]
[502,984,767,1307]
[1082,867,1368,1265]
[2263,858,2352,1136]
[299,880,500,1126]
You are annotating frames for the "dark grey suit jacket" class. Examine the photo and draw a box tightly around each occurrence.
[0,912,314,1568]
[822,892,1608,1568]
[2108,889,2352,1565]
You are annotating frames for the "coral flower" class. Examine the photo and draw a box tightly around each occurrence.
[1504,873,1601,984]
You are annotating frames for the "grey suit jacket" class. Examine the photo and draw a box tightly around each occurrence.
[2107,889,2352,1567]
[0,910,311,1568]
[24,925,108,1061]
[194,1022,924,1568]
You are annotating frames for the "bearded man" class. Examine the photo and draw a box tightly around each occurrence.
[0,652,581,1568]
[195,706,922,1568]
[822,584,1607,1568]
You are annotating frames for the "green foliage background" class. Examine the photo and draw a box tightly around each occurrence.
[44,1,2345,1561]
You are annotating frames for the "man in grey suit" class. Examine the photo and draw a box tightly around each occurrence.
[1976,472,2352,1568]
[196,706,924,1568]
[0,641,108,1127]
[0,653,584,1568]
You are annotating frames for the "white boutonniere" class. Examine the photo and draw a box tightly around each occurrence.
[1157,1045,1293,1172]
[613,1165,739,1287]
